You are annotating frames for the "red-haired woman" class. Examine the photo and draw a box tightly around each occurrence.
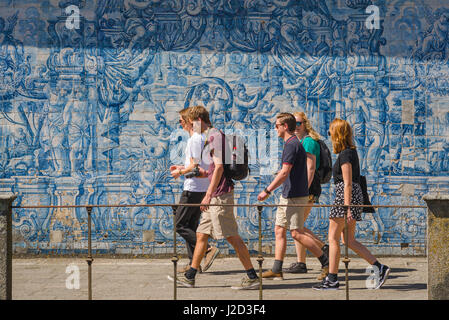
[313,119,390,290]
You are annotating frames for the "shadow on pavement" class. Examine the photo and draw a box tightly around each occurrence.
[206,269,252,276]
[348,267,417,274]
[261,282,315,290]
[379,283,427,291]
[344,274,404,281]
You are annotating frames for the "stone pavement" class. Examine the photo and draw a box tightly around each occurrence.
[11,256,427,300]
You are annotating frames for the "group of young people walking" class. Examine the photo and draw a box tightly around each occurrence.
[168,106,390,291]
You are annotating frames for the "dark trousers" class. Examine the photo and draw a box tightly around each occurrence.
[175,191,206,262]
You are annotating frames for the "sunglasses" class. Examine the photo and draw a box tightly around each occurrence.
[296,121,302,127]
[328,131,331,136]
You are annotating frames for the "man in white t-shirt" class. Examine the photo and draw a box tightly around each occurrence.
[170,107,219,272]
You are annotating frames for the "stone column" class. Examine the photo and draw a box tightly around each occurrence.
[423,194,449,300]
[0,194,17,300]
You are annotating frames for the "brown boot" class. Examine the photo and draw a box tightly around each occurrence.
[261,270,284,280]
[317,266,329,280]
[202,247,220,272]
[177,263,202,273]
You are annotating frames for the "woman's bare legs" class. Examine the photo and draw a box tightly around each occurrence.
[328,218,345,274]
[342,220,377,265]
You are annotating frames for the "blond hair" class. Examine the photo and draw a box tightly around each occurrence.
[329,118,356,154]
[293,111,321,141]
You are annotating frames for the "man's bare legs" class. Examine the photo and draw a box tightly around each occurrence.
[293,205,326,263]
[290,228,324,258]
[226,235,254,270]
[190,233,254,271]
[266,225,327,278]
[274,225,288,261]
[191,232,210,270]
[274,225,323,261]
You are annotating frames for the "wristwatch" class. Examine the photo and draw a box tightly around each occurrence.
[264,187,271,195]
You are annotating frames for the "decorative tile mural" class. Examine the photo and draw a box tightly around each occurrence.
[1,0,448,255]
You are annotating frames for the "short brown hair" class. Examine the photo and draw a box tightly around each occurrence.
[187,105,211,125]
[276,113,296,132]
[329,118,356,154]
[178,107,190,121]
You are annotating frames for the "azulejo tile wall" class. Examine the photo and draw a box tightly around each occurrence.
[1,0,448,255]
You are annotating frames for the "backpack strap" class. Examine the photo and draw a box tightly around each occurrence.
[200,127,211,162]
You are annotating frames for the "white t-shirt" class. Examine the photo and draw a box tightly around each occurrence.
[183,132,210,192]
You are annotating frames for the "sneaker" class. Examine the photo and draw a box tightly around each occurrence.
[202,246,220,272]
[374,264,390,289]
[317,266,329,281]
[167,274,195,288]
[262,269,284,280]
[177,264,202,273]
[283,262,307,274]
[313,276,339,290]
[231,276,260,290]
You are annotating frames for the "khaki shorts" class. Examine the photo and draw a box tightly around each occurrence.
[196,191,239,240]
[275,195,309,230]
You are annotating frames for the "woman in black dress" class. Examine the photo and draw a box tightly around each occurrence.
[313,118,390,290]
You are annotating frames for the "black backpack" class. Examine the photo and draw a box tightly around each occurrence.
[223,134,249,181]
[316,139,332,184]
[360,175,375,213]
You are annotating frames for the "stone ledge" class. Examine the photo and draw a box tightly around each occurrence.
[0,194,17,201]
[423,194,449,201]
[423,194,449,218]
